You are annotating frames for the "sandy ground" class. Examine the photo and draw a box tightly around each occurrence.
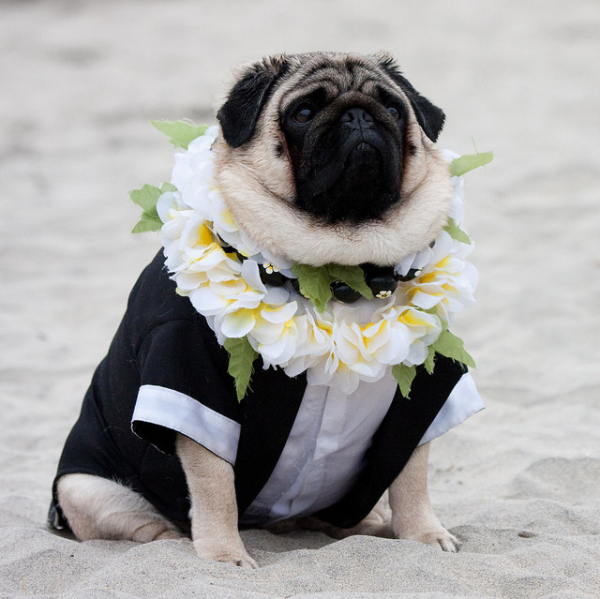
[1,0,599,597]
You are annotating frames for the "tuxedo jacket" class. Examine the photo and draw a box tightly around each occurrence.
[49,251,481,531]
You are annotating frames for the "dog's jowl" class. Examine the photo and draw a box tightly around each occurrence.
[49,52,483,568]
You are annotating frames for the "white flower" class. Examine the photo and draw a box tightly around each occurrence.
[404,231,477,321]
[449,177,466,224]
[280,312,331,377]
[395,245,434,279]
[248,302,300,366]
[263,262,278,275]
[209,191,260,258]
[362,312,412,366]
[399,307,443,365]
[217,308,258,339]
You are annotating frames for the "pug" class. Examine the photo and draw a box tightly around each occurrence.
[49,52,482,568]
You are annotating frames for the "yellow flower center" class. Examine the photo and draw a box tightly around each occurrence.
[196,224,214,247]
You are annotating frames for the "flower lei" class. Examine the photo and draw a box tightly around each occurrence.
[131,121,492,400]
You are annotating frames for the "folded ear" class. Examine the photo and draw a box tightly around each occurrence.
[217,56,290,148]
[378,56,446,142]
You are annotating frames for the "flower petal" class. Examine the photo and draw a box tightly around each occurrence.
[189,286,231,316]
[219,309,257,338]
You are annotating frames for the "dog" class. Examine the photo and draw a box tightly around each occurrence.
[49,52,482,568]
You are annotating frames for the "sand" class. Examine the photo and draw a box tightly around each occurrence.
[1,0,599,597]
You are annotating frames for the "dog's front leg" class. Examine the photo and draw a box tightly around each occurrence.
[388,442,459,552]
[176,434,257,568]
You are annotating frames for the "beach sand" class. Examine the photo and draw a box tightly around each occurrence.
[1,1,599,597]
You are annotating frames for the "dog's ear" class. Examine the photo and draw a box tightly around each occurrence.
[217,56,290,148]
[378,56,446,142]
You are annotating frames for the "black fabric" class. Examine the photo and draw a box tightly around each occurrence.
[50,250,464,531]
[234,368,307,517]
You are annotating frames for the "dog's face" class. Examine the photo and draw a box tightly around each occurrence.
[280,70,408,224]
[213,52,452,267]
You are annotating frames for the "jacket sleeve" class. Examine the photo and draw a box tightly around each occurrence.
[131,317,243,463]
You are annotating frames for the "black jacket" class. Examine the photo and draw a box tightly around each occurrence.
[49,251,466,531]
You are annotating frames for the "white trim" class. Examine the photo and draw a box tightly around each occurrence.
[132,384,241,464]
[419,372,484,445]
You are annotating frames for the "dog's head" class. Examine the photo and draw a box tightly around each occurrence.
[213,52,452,267]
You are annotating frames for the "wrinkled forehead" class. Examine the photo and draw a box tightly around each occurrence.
[276,54,407,112]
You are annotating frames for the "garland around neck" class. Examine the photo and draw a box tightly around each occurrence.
[133,123,488,400]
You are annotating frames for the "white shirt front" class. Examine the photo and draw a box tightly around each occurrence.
[241,370,483,525]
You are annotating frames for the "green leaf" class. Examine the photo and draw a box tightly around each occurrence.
[327,264,373,300]
[431,329,476,369]
[223,337,258,402]
[291,263,374,311]
[160,182,177,193]
[131,212,162,233]
[129,184,161,218]
[445,217,472,245]
[150,120,210,149]
[392,364,417,399]
[291,264,333,312]
[424,345,436,375]
[449,151,493,177]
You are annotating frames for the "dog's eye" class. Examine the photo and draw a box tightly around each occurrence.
[387,105,400,121]
[293,104,316,124]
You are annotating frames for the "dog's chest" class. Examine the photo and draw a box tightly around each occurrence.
[241,371,398,525]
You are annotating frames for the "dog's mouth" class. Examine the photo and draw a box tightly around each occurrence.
[294,129,402,224]
[285,101,405,224]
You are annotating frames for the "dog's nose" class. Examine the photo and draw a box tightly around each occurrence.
[340,107,374,129]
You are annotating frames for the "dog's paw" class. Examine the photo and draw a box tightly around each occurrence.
[193,539,258,568]
[392,515,460,552]
[412,528,460,553]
